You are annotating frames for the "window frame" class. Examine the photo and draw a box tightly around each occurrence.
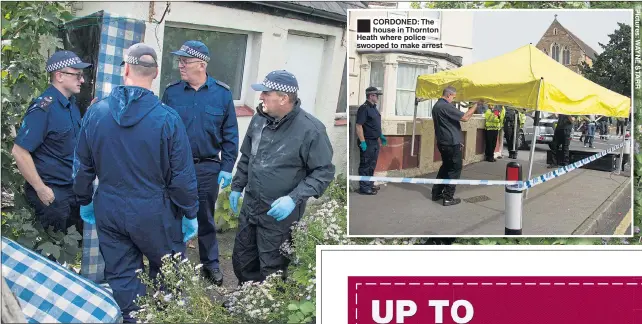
[162,22,254,106]
[394,61,436,119]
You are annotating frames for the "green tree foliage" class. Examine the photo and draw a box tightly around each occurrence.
[1,2,82,265]
[580,23,631,97]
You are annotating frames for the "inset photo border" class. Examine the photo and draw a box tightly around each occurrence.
[345,8,636,238]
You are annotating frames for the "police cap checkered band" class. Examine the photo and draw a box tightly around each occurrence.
[180,45,210,62]
[262,78,298,93]
[46,57,82,72]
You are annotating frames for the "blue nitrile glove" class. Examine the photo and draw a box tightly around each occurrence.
[182,216,198,243]
[267,196,296,221]
[380,134,388,146]
[229,191,242,214]
[359,141,367,151]
[218,171,232,188]
[79,201,96,225]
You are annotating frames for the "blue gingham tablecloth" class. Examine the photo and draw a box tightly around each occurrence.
[2,236,122,323]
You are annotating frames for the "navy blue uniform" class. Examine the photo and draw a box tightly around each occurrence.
[15,85,83,233]
[231,100,335,283]
[73,86,199,322]
[431,98,465,200]
[161,76,239,271]
[355,101,382,192]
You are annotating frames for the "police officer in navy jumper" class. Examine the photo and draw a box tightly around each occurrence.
[13,50,92,237]
[355,86,387,195]
[229,70,335,285]
[162,40,240,286]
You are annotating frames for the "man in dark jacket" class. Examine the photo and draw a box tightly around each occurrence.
[161,40,239,286]
[228,70,335,284]
[72,43,199,323]
[548,113,575,168]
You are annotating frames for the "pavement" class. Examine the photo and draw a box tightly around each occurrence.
[348,136,632,236]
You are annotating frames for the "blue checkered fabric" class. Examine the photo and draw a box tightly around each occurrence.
[95,12,146,100]
[81,179,107,285]
[2,236,122,323]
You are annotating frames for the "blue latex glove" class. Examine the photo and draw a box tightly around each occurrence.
[380,134,388,146]
[218,171,232,188]
[182,216,198,243]
[267,196,296,221]
[79,201,96,225]
[359,141,367,151]
[229,191,242,214]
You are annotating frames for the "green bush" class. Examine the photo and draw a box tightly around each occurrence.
[214,186,242,232]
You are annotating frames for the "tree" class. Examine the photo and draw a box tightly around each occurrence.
[579,23,631,97]
[416,1,589,9]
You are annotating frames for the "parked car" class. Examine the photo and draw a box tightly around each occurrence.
[503,113,557,150]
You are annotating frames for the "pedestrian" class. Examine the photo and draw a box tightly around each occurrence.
[72,43,199,323]
[161,40,239,286]
[12,50,92,242]
[483,104,504,162]
[548,113,575,168]
[355,86,387,195]
[430,86,477,206]
[584,115,596,148]
[616,117,626,137]
[229,70,335,285]
[503,107,525,159]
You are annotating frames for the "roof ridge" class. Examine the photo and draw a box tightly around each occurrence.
[554,19,599,60]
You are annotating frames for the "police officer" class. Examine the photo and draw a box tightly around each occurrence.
[431,86,477,206]
[228,70,335,284]
[12,50,92,237]
[161,40,239,286]
[483,105,505,162]
[355,86,387,195]
[548,113,575,168]
[503,107,525,159]
[73,43,199,323]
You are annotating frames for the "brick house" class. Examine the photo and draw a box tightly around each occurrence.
[535,14,598,73]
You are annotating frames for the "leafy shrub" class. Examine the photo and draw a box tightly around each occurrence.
[214,186,242,232]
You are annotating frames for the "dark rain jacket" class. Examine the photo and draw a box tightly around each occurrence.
[231,99,335,214]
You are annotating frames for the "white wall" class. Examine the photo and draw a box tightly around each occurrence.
[347,9,474,107]
[77,2,347,177]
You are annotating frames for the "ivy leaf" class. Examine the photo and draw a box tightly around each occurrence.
[60,11,74,21]
[12,81,32,100]
[65,225,82,241]
[288,313,302,324]
[223,200,230,210]
[287,303,299,311]
[299,301,314,314]
[37,241,61,259]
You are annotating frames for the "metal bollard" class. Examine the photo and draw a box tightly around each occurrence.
[505,162,523,235]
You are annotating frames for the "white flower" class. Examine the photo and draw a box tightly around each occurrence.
[163,294,173,302]
[177,299,185,307]
[161,254,171,261]
[135,269,143,274]
[153,291,159,298]
[194,264,203,270]
[173,252,182,259]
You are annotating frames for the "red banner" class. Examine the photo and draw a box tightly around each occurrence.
[348,276,642,324]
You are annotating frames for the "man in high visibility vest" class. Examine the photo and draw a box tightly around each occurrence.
[503,107,525,159]
[483,105,505,162]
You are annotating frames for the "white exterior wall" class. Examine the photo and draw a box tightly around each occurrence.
[348,9,474,117]
[76,2,348,177]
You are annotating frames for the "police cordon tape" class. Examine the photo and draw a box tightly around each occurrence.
[349,142,626,192]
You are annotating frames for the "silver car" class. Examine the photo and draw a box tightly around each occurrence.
[503,113,557,150]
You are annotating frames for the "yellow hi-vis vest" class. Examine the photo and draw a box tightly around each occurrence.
[484,106,505,131]
[519,112,525,128]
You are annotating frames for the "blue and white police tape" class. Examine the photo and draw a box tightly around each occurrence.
[350,142,626,191]
[348,176,521,186]
[518,141,625,190]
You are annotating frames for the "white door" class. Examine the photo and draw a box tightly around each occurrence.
[284,33,325,115]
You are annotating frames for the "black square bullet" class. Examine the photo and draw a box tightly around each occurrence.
[357,19,371,33]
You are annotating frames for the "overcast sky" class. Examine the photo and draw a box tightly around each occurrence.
[395,4,632,63]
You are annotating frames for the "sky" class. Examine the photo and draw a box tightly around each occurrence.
[395,3,632,63]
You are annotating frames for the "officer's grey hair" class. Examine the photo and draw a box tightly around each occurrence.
[443,86,456,97]
[277,91,297,104]
[129,55,157,78]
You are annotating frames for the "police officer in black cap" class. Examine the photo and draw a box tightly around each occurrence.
[12,50,91,236]
[355,86,387,195]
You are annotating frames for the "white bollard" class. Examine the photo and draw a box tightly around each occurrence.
[505,162,523,235]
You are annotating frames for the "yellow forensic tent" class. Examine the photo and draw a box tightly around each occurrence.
[415,44,630,118]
